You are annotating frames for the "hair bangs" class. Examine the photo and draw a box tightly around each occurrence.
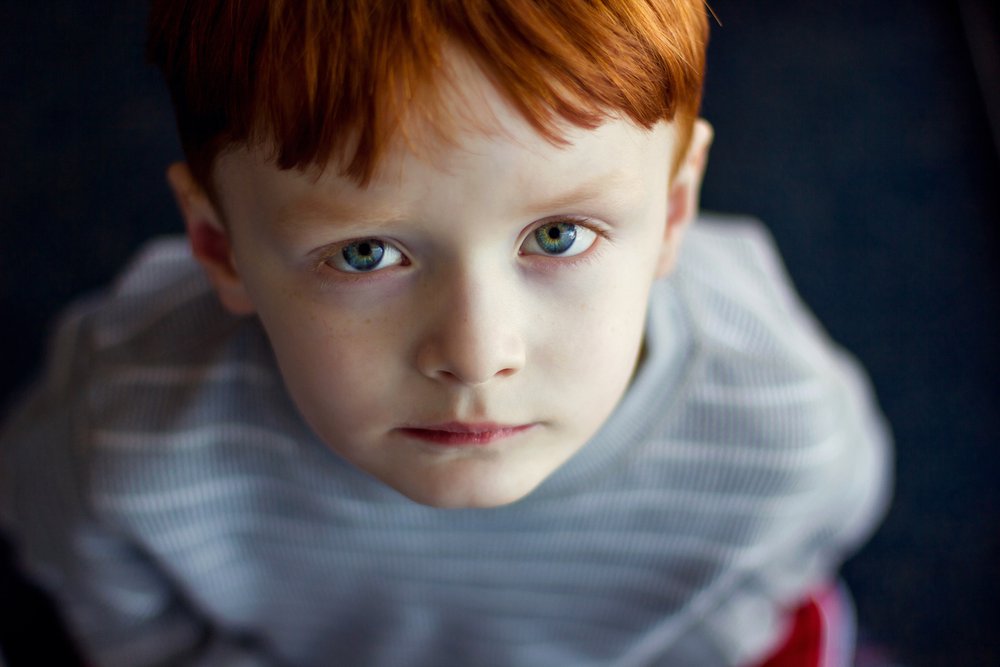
[148,0,709,188]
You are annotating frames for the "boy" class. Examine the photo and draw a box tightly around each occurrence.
[0,1,891,665]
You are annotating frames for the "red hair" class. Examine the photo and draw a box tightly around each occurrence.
[147,0,709,189]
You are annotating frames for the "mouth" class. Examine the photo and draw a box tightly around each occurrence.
[397,422,536,446]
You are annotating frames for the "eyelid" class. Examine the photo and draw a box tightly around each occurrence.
[530,215,610,238]
[317,237,409,274]
[519,216,607,257]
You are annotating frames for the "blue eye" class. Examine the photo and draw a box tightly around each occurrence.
[522,221,598,257]
[326,239,405,273]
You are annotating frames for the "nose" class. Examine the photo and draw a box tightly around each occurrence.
[415,270,526,386]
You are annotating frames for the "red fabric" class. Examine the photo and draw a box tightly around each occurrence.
[753,594,825,667]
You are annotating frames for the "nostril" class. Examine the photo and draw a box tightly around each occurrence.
[428,365,517,387]
[436,369,461,382]
[414,322,526,386]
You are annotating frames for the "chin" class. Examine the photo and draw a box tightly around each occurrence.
[396,476,542,510]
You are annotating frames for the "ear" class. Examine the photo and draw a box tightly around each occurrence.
[166,162,256,315]
[654,119,714,278]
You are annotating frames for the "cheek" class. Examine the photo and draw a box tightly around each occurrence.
[252,289,403,423]
[531,274,651,392]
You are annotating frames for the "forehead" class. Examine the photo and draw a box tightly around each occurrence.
[213,54,676,219]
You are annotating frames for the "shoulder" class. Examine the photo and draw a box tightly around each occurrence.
[669,214,850,416]
[77,236,238,359]
[68,236,292,441]
[653,212,891,534]
[653,214,891,488]
[58,235,277,374]
[1,237,292,497]
[673,214,831,371]
[14,237,275,418]
[639,213,891,597]
[1,238,328,541]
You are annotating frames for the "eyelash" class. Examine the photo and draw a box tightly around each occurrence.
[314,216,610,279]
[519,217,608,260]
[312,241,407,287]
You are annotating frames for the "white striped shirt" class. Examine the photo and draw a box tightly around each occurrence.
[0,216,892,666]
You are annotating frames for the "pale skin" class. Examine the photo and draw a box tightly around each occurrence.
[167,58,712,509]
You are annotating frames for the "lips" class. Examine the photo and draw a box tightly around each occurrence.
[397,422,535,446]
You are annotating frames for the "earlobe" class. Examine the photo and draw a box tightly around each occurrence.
[654,119,714,278]
[166,163,256,316]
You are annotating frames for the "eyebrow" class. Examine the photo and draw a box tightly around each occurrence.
[274,198,408,232]
[519,169,638,215]
[274,169,638,230]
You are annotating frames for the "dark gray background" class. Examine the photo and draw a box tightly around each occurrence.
[1,1,998,665]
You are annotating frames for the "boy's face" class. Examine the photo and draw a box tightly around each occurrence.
[172,62,710,509]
